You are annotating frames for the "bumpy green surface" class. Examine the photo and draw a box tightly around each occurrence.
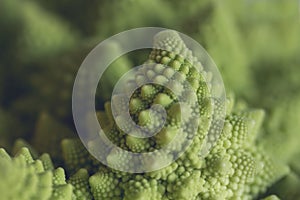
[0,0,300,199]
[61,31,287,200]
[0,30,288,200]
[0,147,73,200]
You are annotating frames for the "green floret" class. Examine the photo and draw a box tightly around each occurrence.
[0,0,299,199]
[100,30,214,158]
[68,169,93,200]
[123,175,164,200]
[39,153,55,171]
[146,162,178,180]
[198,105,288,199]
[89,171,122,200]
[61,138,100,174]
[80,30,287,200]
[125,134,151,152]
[52,167,68,185]
[106,148,137,172]
[167,170,204,200]
[12,138,38,158]
[0,147,72,200]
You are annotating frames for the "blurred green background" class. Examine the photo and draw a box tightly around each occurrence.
[0,0,300,198]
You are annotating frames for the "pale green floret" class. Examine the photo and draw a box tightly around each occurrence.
[61,139,100,174]
[50,185,73,200]
[154,93,173,107]
[39,153,54,171]
[0,148,72,200]
[89,171,121,200]
[167,170,204,200]
[68,169,93,200]
[205,153,232,176]
[123,175,164,200]
[122,31,289,199]
[0,148,11,160]
[106,148,136,171]
[155,127,177,146]
[15,147,34,163]
[142,153,174,172]
[129,98,145,113]
[80,30,287,200]
[53,167,67,185]
[12,138,38,158]
[138,109,152,126]
[147,162,178,180]
[141,84,158,100]
[125,135,150,152]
